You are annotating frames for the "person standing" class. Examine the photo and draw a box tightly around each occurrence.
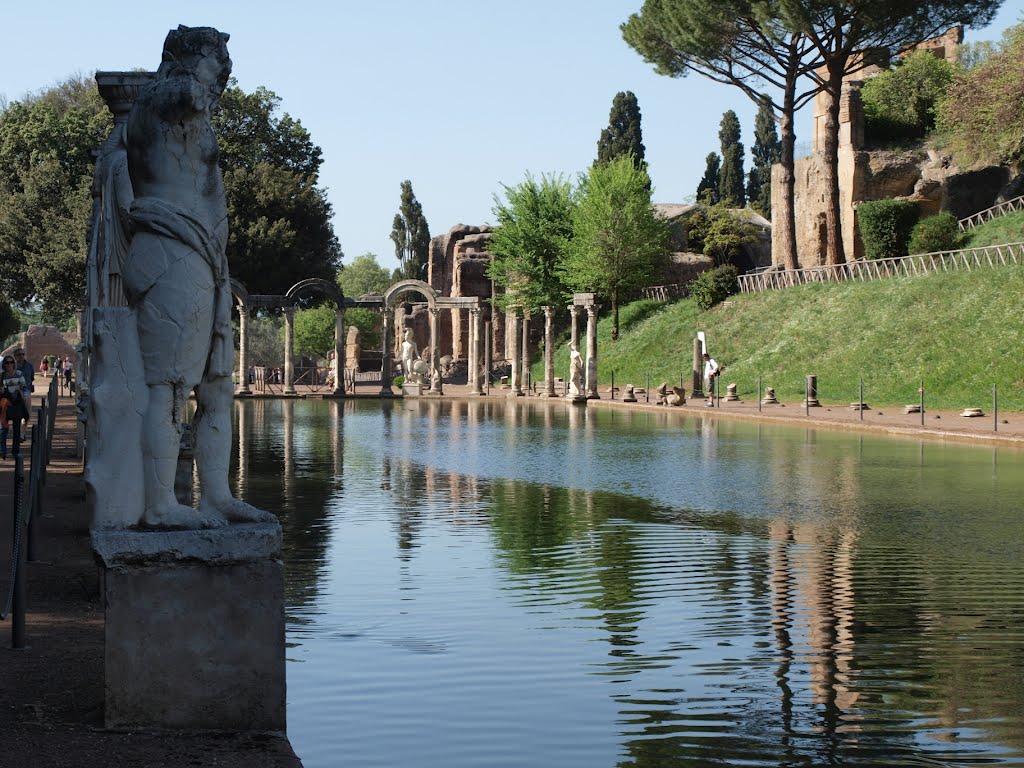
[0,356,28,458]
[14,347,34,423]
[702,352,720,407]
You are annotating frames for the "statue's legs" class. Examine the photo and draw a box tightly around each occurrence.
[195,375,275,523]
[141,382,224,528]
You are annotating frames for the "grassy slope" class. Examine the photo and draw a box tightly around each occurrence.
[535,212,1024,410]
[963,209,1024,249]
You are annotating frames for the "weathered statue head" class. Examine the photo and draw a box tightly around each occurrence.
[159,25,232,91]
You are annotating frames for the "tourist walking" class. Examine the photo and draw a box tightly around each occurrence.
[702,352,720,407]
[0,355,28,458]
[63,357,73,389]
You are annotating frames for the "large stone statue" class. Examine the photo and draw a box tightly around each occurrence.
[121,26,272,529]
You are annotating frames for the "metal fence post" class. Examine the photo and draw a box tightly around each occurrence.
[11,453,27,650]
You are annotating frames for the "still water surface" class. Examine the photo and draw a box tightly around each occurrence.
[232,398,1024,768]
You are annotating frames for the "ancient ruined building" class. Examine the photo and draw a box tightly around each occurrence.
[425,224,501,361]
[775,27,1023,268]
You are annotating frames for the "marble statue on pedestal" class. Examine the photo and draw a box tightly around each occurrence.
[401,329,427,384]
[92,26,272,529]
[567,341,584,400]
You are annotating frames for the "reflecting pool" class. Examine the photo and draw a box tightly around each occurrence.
[232,398,1024,768]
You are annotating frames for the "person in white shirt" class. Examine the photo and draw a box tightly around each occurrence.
[702,353,720,407]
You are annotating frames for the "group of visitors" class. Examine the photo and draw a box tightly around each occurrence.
[40,355,73,385]
[1,348,33,459]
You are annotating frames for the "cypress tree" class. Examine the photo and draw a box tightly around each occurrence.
[696,152,720,204]
[746,99,781,217]
[390,180,430,281]
[595,91,646,170]
[717,110,745,207]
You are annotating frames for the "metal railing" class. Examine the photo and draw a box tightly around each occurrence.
[2,375,60,648]
[738,241,1024,293]
[958,195,1024,231]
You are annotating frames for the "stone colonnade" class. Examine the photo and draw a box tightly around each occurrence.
[233,283,600,401]
[504,292,598,401]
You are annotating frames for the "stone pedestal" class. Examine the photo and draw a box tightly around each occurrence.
[402,382,423,397]
[92,524,286,732]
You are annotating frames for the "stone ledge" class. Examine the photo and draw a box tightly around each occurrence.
[92,522,282,567]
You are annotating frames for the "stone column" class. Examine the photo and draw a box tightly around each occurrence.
[568,305,580,350]
[541,306,555,397]
[333,307,346,396]
[508,310,523,397]
[237,308,250,395]
[282,306,296,395]
[585,304,599,399]
[520,310,531,394]
[468,307,482,396]
[429,306,442,395]
[379,309,394,396]
[691,336,705,399]
[484,320,492,392]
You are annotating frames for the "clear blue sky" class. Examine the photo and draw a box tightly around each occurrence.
[3,0,1022,272]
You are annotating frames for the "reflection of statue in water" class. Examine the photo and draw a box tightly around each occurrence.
[401,329,427,384]
[567,341,584,398]
[123,26,273,529]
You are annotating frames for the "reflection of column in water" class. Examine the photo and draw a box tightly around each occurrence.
[236,399,248,499]
[329,399,343,480]
[768,522,798,743]
[791,523,860,744]
[282,399,294,508]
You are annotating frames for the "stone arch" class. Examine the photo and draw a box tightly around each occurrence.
[383,279,436,309]
[286,277,345,310]
[230,278,249,310]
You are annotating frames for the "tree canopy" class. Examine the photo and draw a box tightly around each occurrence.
[390,180,430,282]
[595,91,647,171]
[747,98,780,216]
[696,152,721,204]
[937,22,1024,168]
[717,110,745,206]
[337,252,392,297]
[487,173,575,311]
[0,76,342,320]
[292,303,337,360]
[0,75,110,321]
[860,49,955,143]
[213,81,342,294]
[560,155,669,340]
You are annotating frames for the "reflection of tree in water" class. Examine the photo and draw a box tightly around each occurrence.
[232,399,344,614]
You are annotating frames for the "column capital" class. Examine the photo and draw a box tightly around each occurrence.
[567,305,579,317]
[542,305,554,320]
[585,304,600,318]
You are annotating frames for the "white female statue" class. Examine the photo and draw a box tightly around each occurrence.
[567,340,584,399]
[401,329,426,384]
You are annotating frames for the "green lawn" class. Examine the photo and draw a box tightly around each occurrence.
[533,266,1024,411]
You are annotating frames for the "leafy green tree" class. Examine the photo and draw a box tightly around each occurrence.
[214,81,342,294]
[243,314,284,367]
[718,110,745,206]
[623,0,824,271]
[775,0,1002,266]
[338,252,392,297]
[0,76,341,320]
[487,173,575,311]
[390,180,430,281]
[688,263,739,309]
[685,200,760,264]
[0,75,110,321]
[292,303,337,360]
[938,23,1024,168]
[560,154,670,341]
[595,91,647,171]
[696,152,721,204]
[861,49,955,142]
[747,98,781,216]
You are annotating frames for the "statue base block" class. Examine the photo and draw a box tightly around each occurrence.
[402,382,422,397]
[92,523,285,732]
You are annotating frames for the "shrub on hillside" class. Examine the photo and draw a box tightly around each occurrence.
[857,199,920,260]
[861,50,955,144]
[688,264,738,310]
[908,212,963,254]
